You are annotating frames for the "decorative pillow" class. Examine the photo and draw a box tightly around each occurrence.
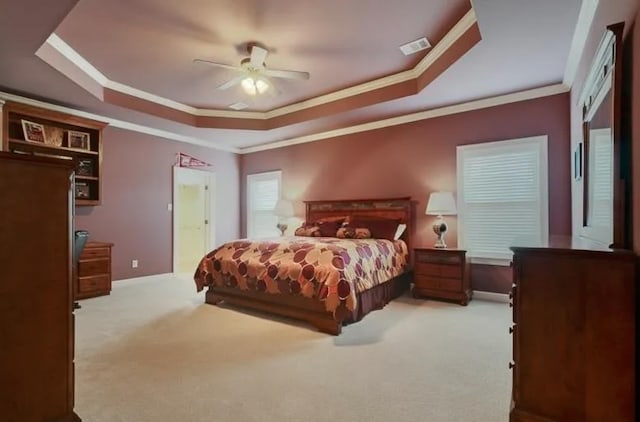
[316,220,344,237]
[337,227,372,239]
[294,224,321,237]
[349,215,400,241]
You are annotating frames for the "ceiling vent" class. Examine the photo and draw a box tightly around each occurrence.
[399,37,431,56]
[228,102,249,110]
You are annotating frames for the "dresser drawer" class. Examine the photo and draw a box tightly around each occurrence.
[78,275,110,294]
[79,258,110,277]
[82,247,110,259]
[415,252,461,265]
[415,276,462,292]
[415,262,462,279]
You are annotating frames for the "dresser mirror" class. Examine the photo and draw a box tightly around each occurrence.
[580,23,626,248]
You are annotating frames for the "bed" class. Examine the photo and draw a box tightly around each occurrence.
[193,197,413,335]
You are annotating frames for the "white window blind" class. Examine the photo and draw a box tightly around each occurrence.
[587,128,613,229]
[247,171,281,239]
[457,136,549,262]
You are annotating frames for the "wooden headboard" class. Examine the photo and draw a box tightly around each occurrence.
[304,197,414,250]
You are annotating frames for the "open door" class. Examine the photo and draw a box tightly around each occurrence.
[173,167,215,274]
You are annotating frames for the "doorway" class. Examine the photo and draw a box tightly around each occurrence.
[173,166,215,274]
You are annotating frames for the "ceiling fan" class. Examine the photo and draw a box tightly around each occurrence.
[194,43,310,96]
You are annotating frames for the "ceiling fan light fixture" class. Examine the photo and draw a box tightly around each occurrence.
[241,77,269,96]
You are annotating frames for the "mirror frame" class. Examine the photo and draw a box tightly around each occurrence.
[580,22,626,248]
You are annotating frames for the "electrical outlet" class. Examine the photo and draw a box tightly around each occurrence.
[132,259,138,268]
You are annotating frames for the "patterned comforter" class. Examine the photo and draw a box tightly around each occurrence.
[194,236,409,315]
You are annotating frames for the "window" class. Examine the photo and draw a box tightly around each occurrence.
[457,136,549,263]
[584,128,613,243]
[247,171,281,239]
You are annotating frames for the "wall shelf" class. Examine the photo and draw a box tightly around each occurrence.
[2,102,107,206]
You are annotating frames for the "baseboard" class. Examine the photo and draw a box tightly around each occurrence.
[473,290,510,303]
[112,273,175,287]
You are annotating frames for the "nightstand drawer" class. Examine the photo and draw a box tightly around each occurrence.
[415,253,461,265]
[79,258,110,277]
[81,247,110,259]
[415,262,462,279]
[415,276,462,292]
[78,275,110,294]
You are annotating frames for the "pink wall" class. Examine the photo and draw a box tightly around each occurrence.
[75,127,240,280]
[241,93,571,293]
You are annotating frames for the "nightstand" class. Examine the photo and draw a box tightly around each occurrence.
[412,248,472,305]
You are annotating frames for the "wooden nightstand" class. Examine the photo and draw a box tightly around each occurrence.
[412,248,472,305]
[76,241,113,300]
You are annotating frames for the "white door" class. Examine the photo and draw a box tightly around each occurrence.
[173,167,215,274]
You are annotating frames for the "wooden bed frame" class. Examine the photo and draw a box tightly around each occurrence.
[205,197,414,335]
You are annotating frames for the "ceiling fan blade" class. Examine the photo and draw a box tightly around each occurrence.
[262,68,310,80]
[217,74,246,90]
[193,59,243,72]
[262,77,280,97]
[250,45,268,68]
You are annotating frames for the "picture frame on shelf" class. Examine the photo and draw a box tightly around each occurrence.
[75,182,90,199]
[44,126,64,147]
[68,130,91,150]
[21,120,46,143]
[76,158,94,177]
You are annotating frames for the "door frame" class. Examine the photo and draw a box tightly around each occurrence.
[172,166,216,274]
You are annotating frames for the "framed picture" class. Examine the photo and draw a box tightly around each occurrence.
[75,182,90,199]
[68,130,91,150]
[21,120,46,143]
[44,126,64,147]
[574,142,583,181]
[76,159,94,177]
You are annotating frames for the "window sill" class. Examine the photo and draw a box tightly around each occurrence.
[468,257,512,267]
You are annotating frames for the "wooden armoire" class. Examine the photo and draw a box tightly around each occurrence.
[0,152,81,421]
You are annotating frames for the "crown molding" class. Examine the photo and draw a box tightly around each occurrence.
[44,7,478,121]
[563,0,599,87]
[0,91,240,153]
[239,83,569,154]
[0,83,568,157]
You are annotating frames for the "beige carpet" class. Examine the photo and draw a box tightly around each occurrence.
[75,274,511,422]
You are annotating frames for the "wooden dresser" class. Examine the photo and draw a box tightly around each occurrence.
[77,241,113,300]
[510,236,635,422]
[412,248,472,305]
[0,152,81,421]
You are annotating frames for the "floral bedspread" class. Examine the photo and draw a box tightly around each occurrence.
[194,236,409,314]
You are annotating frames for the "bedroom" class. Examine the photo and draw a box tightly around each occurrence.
[0,0,640,420]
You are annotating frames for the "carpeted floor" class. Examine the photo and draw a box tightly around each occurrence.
[74,274,511,422]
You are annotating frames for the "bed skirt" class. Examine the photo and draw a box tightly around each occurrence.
[205,270,411,335]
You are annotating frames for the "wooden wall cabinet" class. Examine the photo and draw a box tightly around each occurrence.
[0,152,81,421]
[510,236,635,422]
[2,101,106,206]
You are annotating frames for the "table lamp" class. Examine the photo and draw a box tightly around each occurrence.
[274,199,294,236]
[425,192,457,248]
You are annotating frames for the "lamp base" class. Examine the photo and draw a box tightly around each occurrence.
[432,217,448,248]
[276,223,288,237]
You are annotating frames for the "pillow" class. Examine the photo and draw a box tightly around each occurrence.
[294,220,343,237]
[394,223,407,240]
[316,220,343,237]
[337,227,372,239]
[294,224,321,237]
[316,216,348,224]
[349,215,400,241]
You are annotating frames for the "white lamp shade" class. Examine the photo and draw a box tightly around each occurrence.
[274,199,294,218]
[426,192,457,216]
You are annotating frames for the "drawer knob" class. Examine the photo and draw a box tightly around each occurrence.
[509,361,515,370]
[509,326,514,334]
[508,301,513,308]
